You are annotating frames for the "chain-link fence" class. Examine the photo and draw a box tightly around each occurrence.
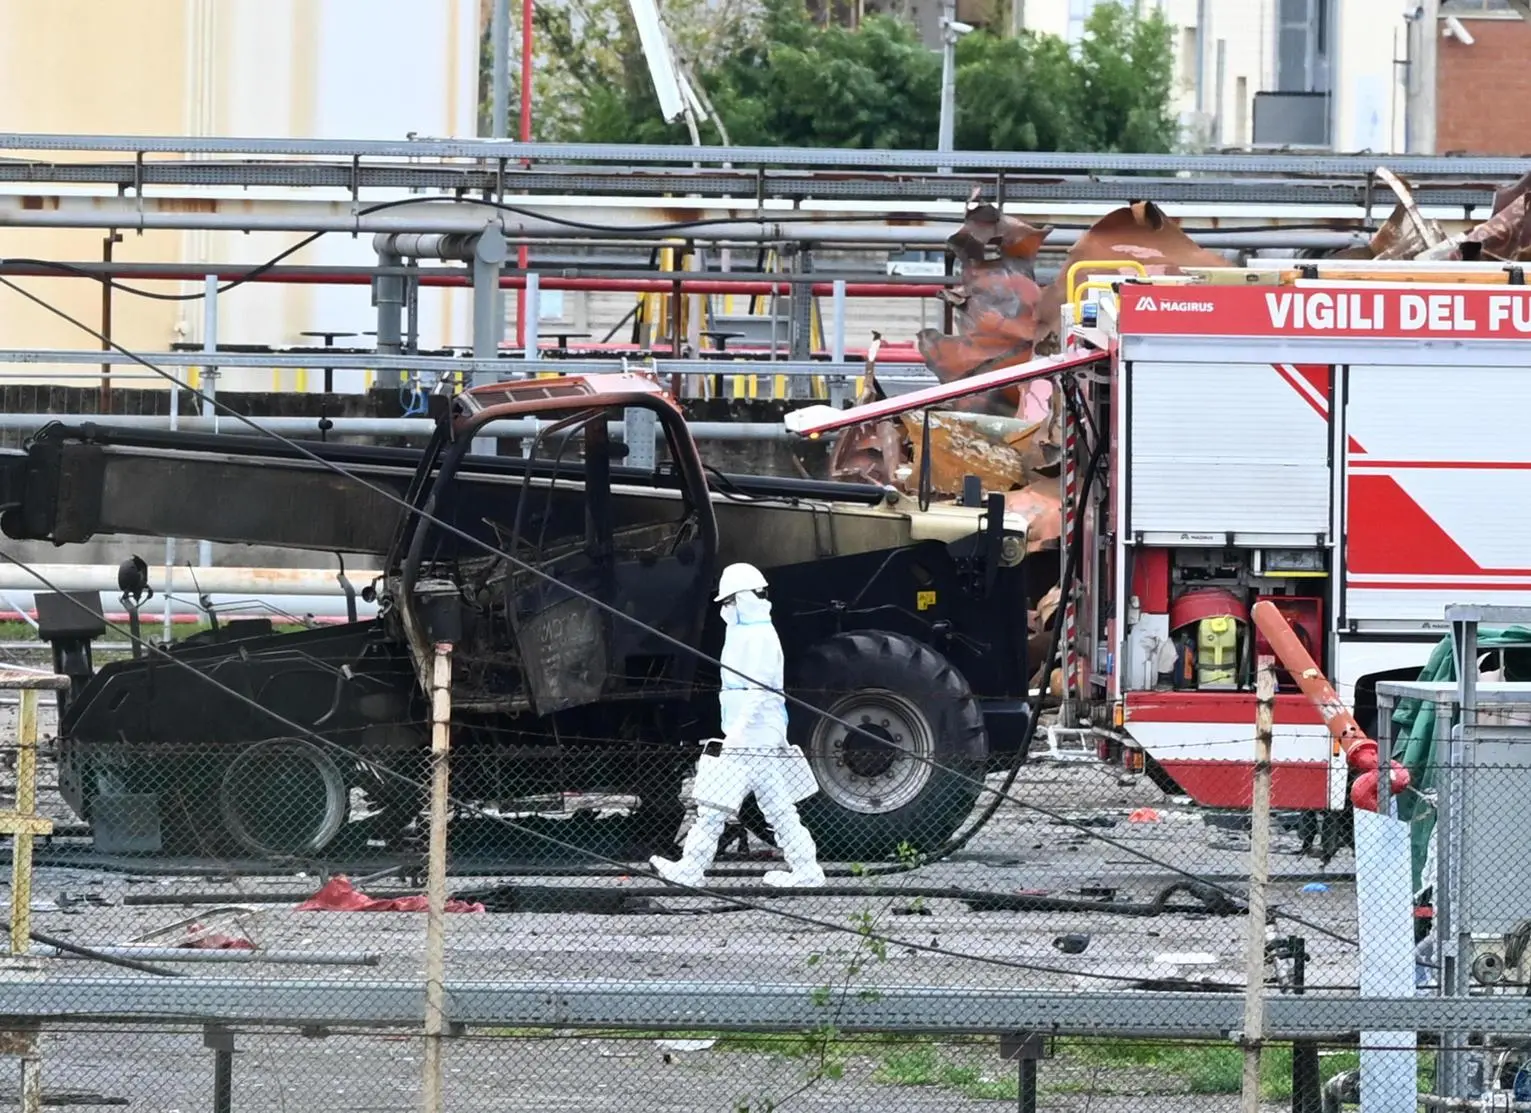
[1,603,1527,1113]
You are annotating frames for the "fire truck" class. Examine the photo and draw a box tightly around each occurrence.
[792,262,1531,816]
[1063,262,1531,812]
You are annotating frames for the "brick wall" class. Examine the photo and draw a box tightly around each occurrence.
[1438,17,1531,155]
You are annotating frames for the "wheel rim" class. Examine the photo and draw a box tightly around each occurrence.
[806,690,935,815]
[219,739,348,857]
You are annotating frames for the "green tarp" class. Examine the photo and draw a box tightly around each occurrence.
[1390,627,1531,892]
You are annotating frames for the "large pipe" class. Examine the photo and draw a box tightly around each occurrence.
[1,594,372,623]
[1248,600,1410,810]
[33,946,382,966]
[0,195,1374,248]
[0,415,800,439]
[1,261,950,298]
[0,565,378,597]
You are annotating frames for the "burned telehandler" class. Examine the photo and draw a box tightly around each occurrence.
[0,372,1042,866]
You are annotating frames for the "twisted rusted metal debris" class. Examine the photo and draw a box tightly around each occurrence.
[1351,165,1531,263]
[828,199,1221,537]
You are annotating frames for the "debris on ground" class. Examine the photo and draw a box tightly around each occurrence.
[296,875,486,914]
[1053,932,1090,954]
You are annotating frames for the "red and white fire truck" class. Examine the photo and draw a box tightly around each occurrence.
[1063,263,1531,811]
[793,262,1531,814]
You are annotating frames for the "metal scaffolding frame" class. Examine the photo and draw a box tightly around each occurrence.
[0,351,927,377]
[0,133,1522,210]
[2,131,1528,174]
[0,163,1500,209]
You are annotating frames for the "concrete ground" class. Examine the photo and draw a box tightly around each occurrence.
[0,701,1360,1111]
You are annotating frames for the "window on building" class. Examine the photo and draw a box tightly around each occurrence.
[1276,0,1332,93]
[1066,0,1103,44]
[1441,0,1513,11]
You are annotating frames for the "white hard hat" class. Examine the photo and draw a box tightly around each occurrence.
[715,562,768,602]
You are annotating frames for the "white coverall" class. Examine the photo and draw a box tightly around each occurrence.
[649,590,826,888]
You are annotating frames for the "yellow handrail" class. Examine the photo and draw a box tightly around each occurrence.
[1065,259,1148,320]
[1069,280,1120,322]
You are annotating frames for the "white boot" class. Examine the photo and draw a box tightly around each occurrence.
[649,807,727,888]
[760,807,826,888]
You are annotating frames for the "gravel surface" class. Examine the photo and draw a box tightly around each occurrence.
[0,700,1359,1110]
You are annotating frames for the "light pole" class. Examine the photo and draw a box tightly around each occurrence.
[936,0,972,175]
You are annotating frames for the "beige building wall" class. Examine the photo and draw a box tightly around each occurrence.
[0,0,481,391]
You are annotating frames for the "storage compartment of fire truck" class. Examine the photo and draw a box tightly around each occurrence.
[1119,544,1329,696]
[1116,358,1334,701]
[1086,355,1338,799]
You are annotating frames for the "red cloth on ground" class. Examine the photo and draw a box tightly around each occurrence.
[295,875,485,914]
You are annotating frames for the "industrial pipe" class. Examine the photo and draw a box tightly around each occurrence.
[1248,600,1411,810]
[0,415,800,440]
[0,195,1374,248]
[0,564,376,597]
[0,260,951,297]
[1,596,365,622]
[33,945,382,966]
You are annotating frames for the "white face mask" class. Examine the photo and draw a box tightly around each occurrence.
[720,599,738,623]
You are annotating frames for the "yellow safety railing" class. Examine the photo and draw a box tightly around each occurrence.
[1065,259,1149,322]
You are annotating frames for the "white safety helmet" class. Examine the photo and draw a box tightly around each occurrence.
[714,561,768,603]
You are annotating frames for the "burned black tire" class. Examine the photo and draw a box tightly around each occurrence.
[789,630,987,862]
[218,738,349,858]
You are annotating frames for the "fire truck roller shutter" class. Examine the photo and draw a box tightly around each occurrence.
[1127,362,1331,537]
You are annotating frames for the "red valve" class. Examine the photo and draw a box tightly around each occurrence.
[1349,763,1412,812]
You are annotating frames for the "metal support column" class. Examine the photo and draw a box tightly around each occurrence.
[471,232,509,377]
[523,271,540,363]
[198,273,217,569]
[789,248,813,372]
[937,0,957,175]
[490,0,511,356]
[162,372,180,639]
[471,232,508,455]
[1000,1032,1044,1113]
[204,1025,234,1113]
[374,250,405,360]
[829,278,850,408]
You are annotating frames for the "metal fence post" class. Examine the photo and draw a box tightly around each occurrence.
[1240,662,1276,1113]
[1,670,69,956]
[421,634,456,1113]
[1000,1032,1044,1113]
[2,1025,44,1113]
[204,1024,234,1113]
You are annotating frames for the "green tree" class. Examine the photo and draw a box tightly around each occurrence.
[708,8,941,148]
[491,0,1178,153]
[1069,0,1178,152]
[951,30,1078,152]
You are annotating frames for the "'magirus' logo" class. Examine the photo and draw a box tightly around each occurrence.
[1134,294,1213,312]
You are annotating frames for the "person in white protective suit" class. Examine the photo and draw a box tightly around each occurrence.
[648,562,827,889]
